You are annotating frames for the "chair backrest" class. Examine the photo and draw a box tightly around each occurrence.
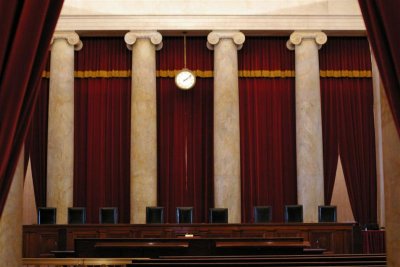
[318,205,337,223]
[284,205,303,223]
[176,207,193,223]
[254,206,272,223]
[209,208,228,223]
[38,207,56,224]
[146,206,164,224]
[68,207,86,224]
[99,207,118,224]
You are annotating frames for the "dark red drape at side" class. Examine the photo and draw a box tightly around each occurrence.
[0,0,63,216]
[320,37,377,225]
[74,38,131,223]
[25,76,50,207]
[238,37,297,223]
[157,37,214,223]
[358,0,400,136]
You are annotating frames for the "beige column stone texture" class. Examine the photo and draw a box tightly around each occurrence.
[207,31,245,223]
[371,54,385,227]
[380,81,400,267]
[287,31,327,223]
[48,32,82,224]
[125,31,162,224]
[0,147,24,266]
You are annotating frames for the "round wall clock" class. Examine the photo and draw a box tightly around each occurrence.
[175,68,196,90]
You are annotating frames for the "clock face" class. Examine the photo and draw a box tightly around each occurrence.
[175,69,196,90]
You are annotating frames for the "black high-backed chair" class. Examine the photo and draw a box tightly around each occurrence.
[99,207,118,224]
[209,208,228,223]
[284,205,303,223]
[68,207,86,224]
[37,207,56,224]
[254,206,272,223]
[176,207,193,223]
[318,205,337,223]
[146,206,164,224]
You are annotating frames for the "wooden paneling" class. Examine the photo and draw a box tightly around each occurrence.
[23,223,358,257]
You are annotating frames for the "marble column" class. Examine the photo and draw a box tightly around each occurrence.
[0,147,24,265]
[48,32,82,224]
[287,31,327,223]
[380,69,400,267]
[124,31,162,224]
[371,54,385,227]
[207,31,245,223]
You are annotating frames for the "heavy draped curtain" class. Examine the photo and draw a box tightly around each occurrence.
[358,0,400,136]
[74,38,131,223]
[25,72,50,208]
[157,37,214,223]
[238,37,297,223]
[320,37,377,225]
[0,0,63,216]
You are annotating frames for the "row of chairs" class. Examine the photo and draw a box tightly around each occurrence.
[37,205,337,224]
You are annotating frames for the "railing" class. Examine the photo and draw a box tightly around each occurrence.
[22,258,133,267]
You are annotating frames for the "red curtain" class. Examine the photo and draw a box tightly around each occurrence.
[320,37,377,225]
[0,0,63,216]
[238,37,297,223]
[358,0,400,136]
[74,38,131,223]
[157,37,214,223]
[25,75,50,207]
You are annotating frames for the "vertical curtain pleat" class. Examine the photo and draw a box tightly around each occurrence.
[358,0,400,136]
[320,37,377,225]
[238,37,297,223]
[74,38,131,223]
[157,37,214,223]
[25,75,50,208]
[0,0,63,216]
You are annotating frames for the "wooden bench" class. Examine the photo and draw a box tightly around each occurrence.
[75,237,311,258]
[130,254,387,266]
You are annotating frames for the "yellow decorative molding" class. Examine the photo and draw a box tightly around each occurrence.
[320,70,372,78]
[41,69,372,79]
[42,71,50,78]
[239,70,295,78]
[74,70,132,78]
[157,70,213,78]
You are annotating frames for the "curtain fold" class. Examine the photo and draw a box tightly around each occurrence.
[157,37,214,223]
[0,0,63,216]
[358,0,400,136]
[238,37,297,223]
[74,38,131,223]
[320,37,377,225]
[25,75,50,207]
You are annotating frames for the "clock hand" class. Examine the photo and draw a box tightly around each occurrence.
[183,75,191,82]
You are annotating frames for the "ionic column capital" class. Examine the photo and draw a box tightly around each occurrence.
[286,31,327,50]
[51,31,83,51]
[207,31,245,50]
[124,31,163,51]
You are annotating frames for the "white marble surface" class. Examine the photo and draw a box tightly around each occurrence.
[0,148,23,265]
[47,33,80,224]
[288,31,326,223]
[208,31,244,223]
[55,0,365,31]
[125,32,161,223]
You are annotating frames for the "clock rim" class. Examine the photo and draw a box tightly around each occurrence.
[175,68,196,90]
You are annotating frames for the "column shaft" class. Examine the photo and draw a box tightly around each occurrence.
[380,71,400,267]
[208,31,245,223]
[0,147,24,265]
[47,32,81,224]
[288,31,327,222]
[125,31,162,223]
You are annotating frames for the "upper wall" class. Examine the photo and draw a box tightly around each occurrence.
[56,0,366,32]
